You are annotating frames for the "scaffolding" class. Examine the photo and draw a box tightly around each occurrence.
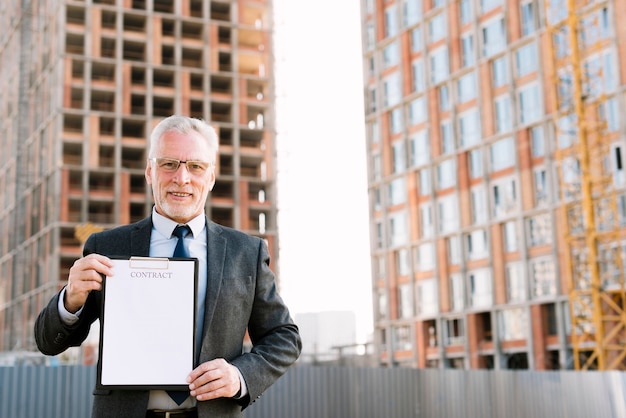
[545,0,626,369]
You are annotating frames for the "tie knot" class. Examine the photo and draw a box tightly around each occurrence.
[172,225,191,240]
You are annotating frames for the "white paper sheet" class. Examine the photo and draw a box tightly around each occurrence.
[99,257,197,388]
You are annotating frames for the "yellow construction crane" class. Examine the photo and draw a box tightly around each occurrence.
[545,0,626,370]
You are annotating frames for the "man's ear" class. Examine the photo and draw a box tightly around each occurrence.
[145,162,153,185]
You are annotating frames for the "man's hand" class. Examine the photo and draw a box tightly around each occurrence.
[65,254,114,313]
[187,358,241,401]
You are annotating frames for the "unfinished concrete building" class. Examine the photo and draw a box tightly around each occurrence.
[0,0,277,356]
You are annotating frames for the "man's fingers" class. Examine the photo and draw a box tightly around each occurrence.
[187,359,240,400]
[65,254,114,312]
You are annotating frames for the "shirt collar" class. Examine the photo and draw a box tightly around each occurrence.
[151,208,206,239]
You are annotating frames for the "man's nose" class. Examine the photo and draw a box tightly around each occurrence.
[173,163,191,183]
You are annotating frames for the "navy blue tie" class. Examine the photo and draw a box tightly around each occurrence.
[168,225,191,405]
[172,225,191,258]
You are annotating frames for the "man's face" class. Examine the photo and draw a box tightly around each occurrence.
[145,130,216,224]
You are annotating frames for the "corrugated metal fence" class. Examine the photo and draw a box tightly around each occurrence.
[1,365,625,417]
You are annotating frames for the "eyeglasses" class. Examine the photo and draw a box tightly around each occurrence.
[150,157,212,174]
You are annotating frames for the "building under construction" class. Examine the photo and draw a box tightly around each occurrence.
[361,0,626,370]
[0,0,277,357]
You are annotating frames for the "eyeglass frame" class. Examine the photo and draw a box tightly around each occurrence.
[148,157,213,174]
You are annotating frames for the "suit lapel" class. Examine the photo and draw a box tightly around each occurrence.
[202,219,227,344]
[130,217,153,256]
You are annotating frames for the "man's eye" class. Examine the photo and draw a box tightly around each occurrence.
[189,163,204,171]
[161,161,178,169]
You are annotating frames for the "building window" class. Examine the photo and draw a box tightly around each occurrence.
[556,114,576,149]
[530,257,556,299]
[398,283,414,318]
[373,187,382,212]
[392,142,406,174]
[469,149,483,178]
[611,143,625,187]
[466,229,488,260]
[490,137,515,171]
[397,248,410,276]
[390,108,403,135]
[583,50,617,98]
[438,195,460,233]
[437,158,456,189]
[389,211,409,246]
[439,84,450,111]
[384,5,399,38]
[534,167,548,206]
[417,278,438,316]
[600,97,619,132]
[375,221,383,248]
[471,186,487,224]
[383,41,400,69]
[420,203,434,238]
[429,13,447,43]
[370,121,381,144]
[412,59,426,93]
[430,46,449,84]
[393,325,412,351]
[515,43,538,77]
[448,235,461,265]
[408,96,427,125]
[441,120,454,154]
[390,107,404,135]
[419,168,431,196]
[459,108,481,147]
[445,318,465,345]
[492,56,508,87]
[462,33,475,67]
[618,194,626,227]
[460,0,472,25]
[494,95,512,133]
[403,0,423,27]
[530,125,545,157]
[457,71,477,103]
[527,213,552,246]
[411,27,423,52]
[518,83,542,124]
[482,17,505,57]
[450,274,464,311]
[372,154,382,181]
[598,242,624,290]
[410,131,430,167]
[469,268,492,307]
[506,262,526,302]
[504,220,518,252]
[366,22,376,51]
[389,177,407,206]
[520,1,536,37]
[499,308,528,340]
[383,72,402,107]
[416,242,435,271]
[492,177,517,217]
[377,290,388,320]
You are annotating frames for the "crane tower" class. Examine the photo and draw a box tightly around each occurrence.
[545,0,626,370]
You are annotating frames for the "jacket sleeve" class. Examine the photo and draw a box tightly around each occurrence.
[229,238,302,406]
[34,235,102,356]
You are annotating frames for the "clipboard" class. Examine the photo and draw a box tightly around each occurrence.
[97,256,198,390]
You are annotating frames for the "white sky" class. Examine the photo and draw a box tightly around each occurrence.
[273,0,373,342]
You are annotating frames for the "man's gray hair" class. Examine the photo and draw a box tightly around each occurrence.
[148,115,219,163]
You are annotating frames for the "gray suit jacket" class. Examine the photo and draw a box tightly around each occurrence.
[35,216,301,418]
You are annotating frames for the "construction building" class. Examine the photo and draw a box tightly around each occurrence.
[0,0,277,357]
[361,0,626,370]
